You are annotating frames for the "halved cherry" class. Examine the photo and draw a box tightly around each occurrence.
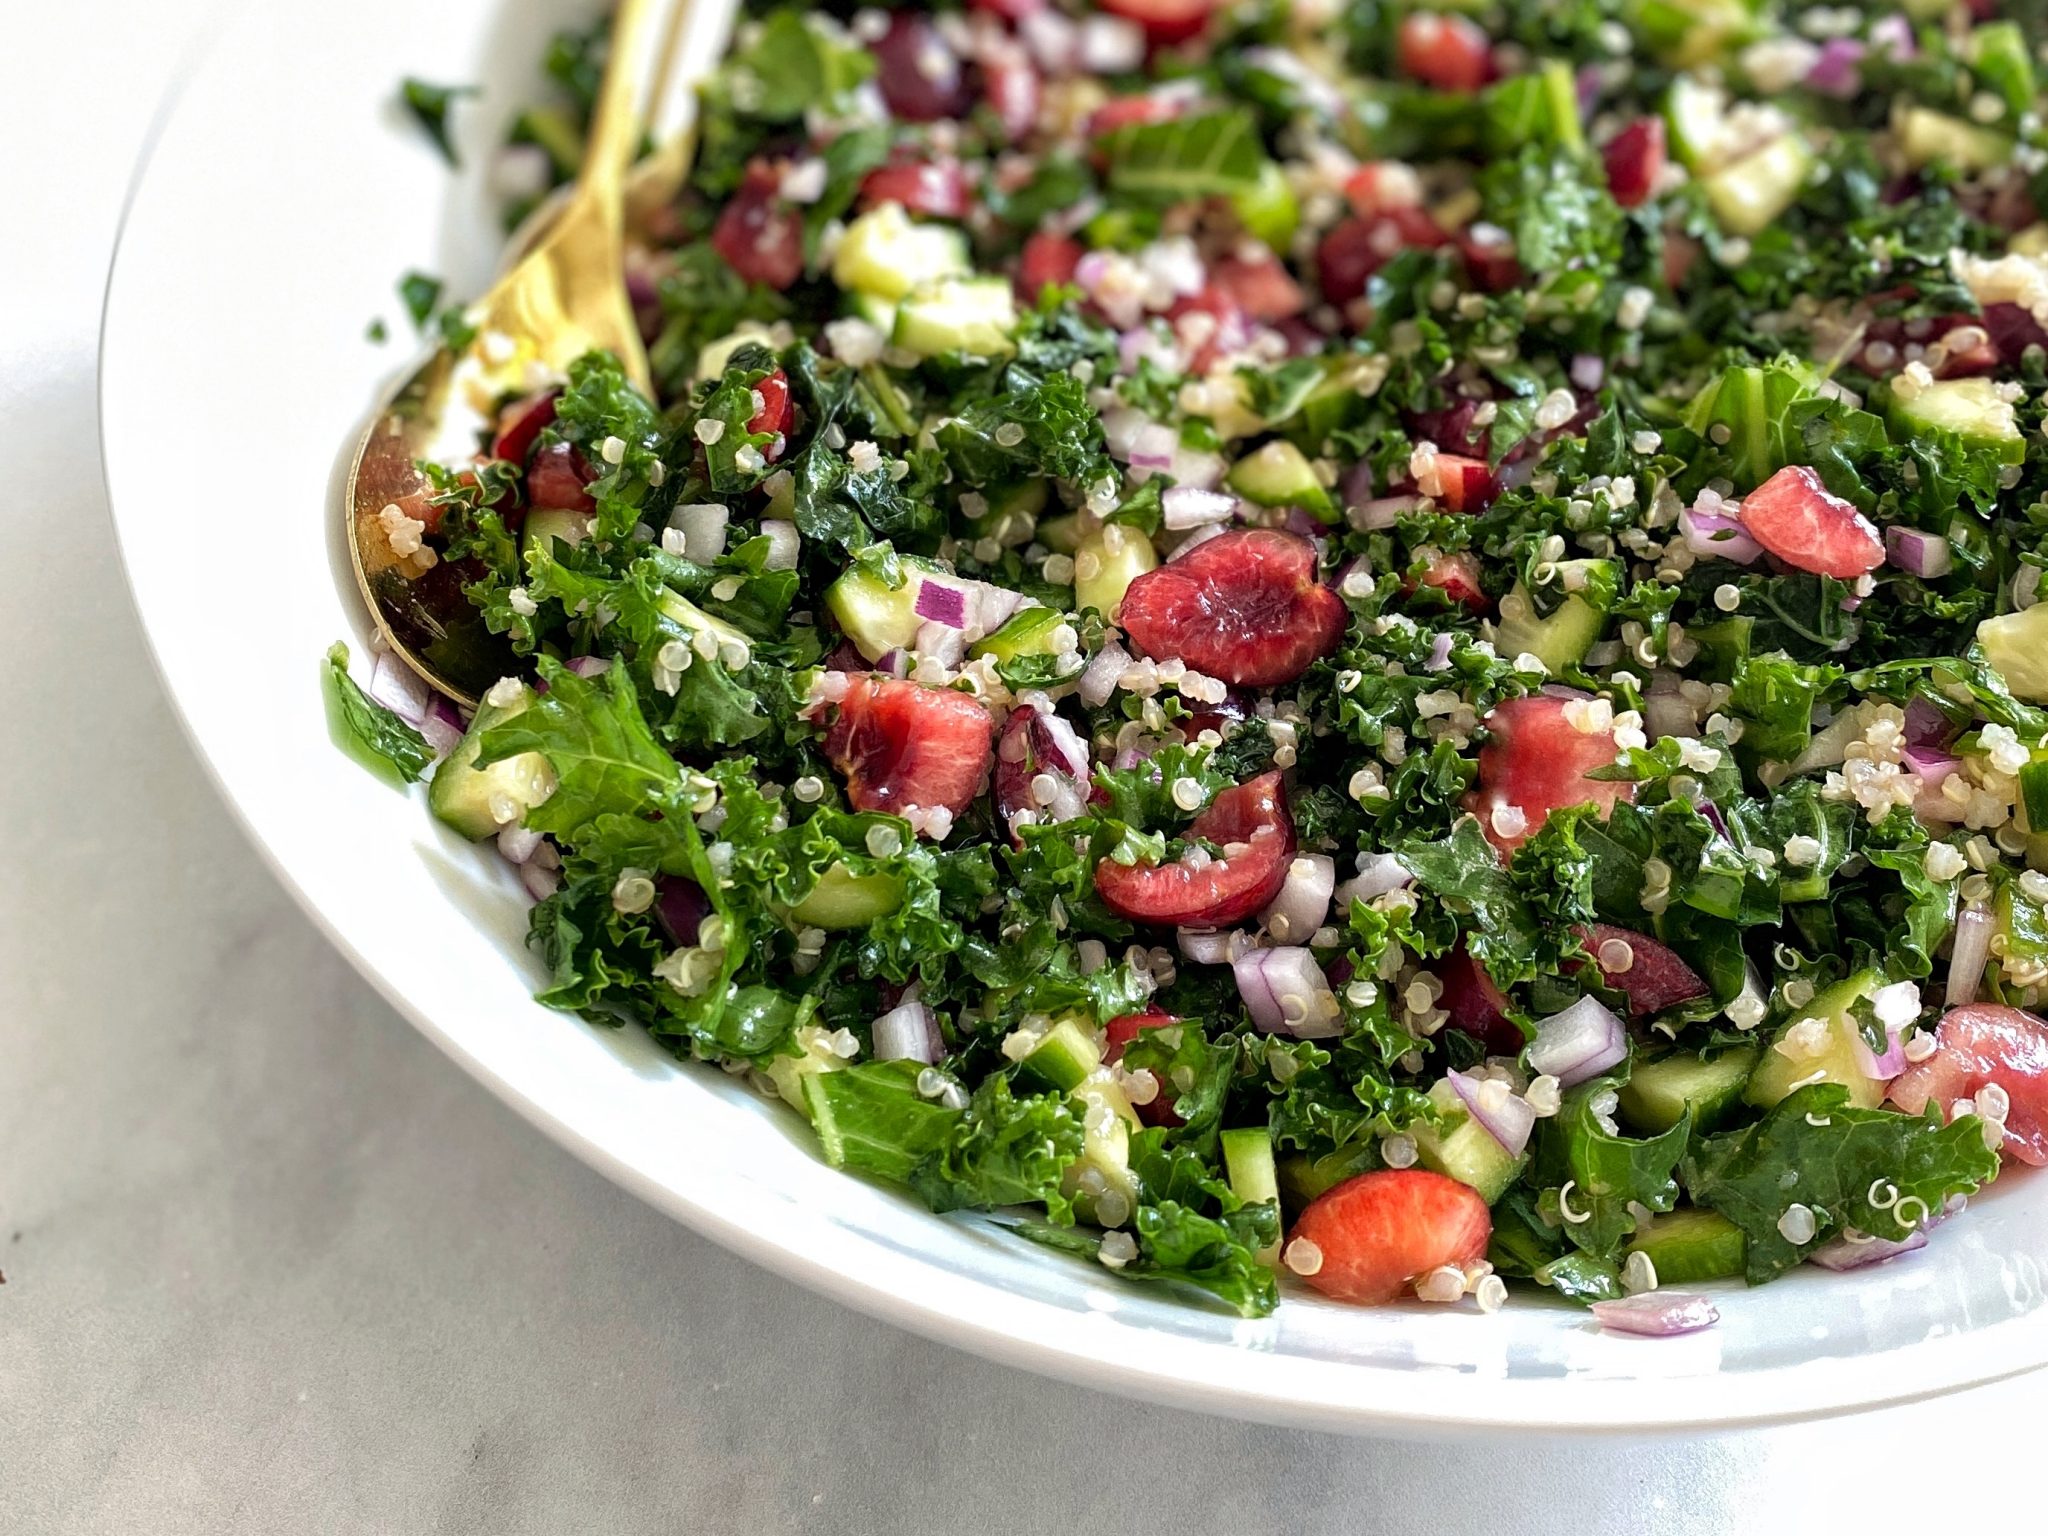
[1165,286,1251,373]
[1103,1006,1185,1127]
[491,390,559,466]
[1407,547,1490,613]
[994,703,1093,842]
[1458,225,1521,293]
[1738,465,1884,579]
[711,160,804,290]
[1018,231,1084,300]
[1097,0,1217,45]
[1395,12,1494,93]
[1086,92,1183,139]
[859,158,973,220]
[1420,452,1501,514]
[1465,694,1635,857]
[1438,944,1521,1054]
[747,368,794,462]
[1210,255,1307,322]
[1117,529,1347,688]
[1288,1169,1492,1305]
[1603,117,1666,209]
[1405,399,1492,459]
[1986,302,2048,367]
[1889,1004,2048,1166]
[526,441,597,513]
[1317,208,1451,307]
[970,0,1044,19]
[983,52,1042,145]
[821,676,995,823]
[1095,770,1294,927]
[872,13,971,122]
[1573,923,1707,1016]
[1345,162,1422,215]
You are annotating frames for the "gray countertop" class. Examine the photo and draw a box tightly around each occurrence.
[5,6,2042,1531]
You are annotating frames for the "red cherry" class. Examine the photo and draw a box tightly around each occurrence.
[993,703,1093,843]
[859,158,973,220]
[1465,694,1635,857]
[526,441,597,513]
[1603,117,1666,210]
[1117,529,1347,689]
[1424,452,1502,514]
[1094,770,1295,927]
[1458,225,1522,293]
[983,52,1042,145]
[821,676,995,822]
[1086,93,1183,139]
[491,390,559,466]
[1317,208,1450,307]
[745,368,794,461]
[1209,255,1307,322]
[1438,945,1522,1053]
[1574,924,1708,1016]
[1103,1006,1185,1127]
[1890,1004,2048,1166]
[872,13,971,122]
[1017,231,1084,301]
[1097,0,1217,45]
[1409,548,1491,613]
[1738,465,1884,579]
[1395,12,1494,93]
[710,160,804,291]
[1288,1170,1492,1304]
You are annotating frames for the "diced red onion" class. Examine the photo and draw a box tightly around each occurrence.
[760,519,801,571]
[875,649,910,679]
[1525,995,1628,1088]
[1424,632,1455,672]
[1885,526,1952,579]
[974,584,1029,636]
[1100,403,1145,457]
[1642,689,1696,743]
[1869,13,1914,59]
[669,503,730,564]
[914,579,969,628]
[1078,641,1129,708]
[519,861,562,902]
[915,620,967,668]
[1234,946,1344,1038]
[1574,63,1603,117]
[1261,853,1334,943]
[1078,13,1144,72]
[564,655,611,678]
[1679,505,1764,565]
[1902,745,1960,784]
[1333,853,1413,911]
[1948,903,1993,1008]
[1161,485,1238,530]
[1447,1069,1536,1159]
[873,996,943,1064]
[1126,421,1178,472]
[1173,522,1230,556]
[1178,927,1237,965]
[1808,1227,1927,1271]
[1035,709,1092,780]
[496,822,544,865]
[1340,459,1375,507]
[1590,1293,1719,1337]
[1347,494,1422,532]
[369,649,430,725]
[419,695,465,756]
[655,876,709,947]
[1854,980,1920,1080]
[1169,445,1226,492]
[1570,353,1605,392]
[1806,37,1865,97]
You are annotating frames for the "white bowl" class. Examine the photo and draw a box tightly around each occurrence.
[101,0,2048,1433]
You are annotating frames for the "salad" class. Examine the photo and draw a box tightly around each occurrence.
[332,0,2048,1328]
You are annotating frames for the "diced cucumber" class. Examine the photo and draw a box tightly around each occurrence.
[1626,1207,1746,1285]
[656,591,753,656]
[1702,133,1812,236]
[1631,0,1761,68]
[1018,1017,1102,1094]
[787,861,905,930]
[1411,1079,1527,1205]
[844,290,898,332]
[824,555,971,662]
[970,605,1065,665]
[1220,1127,1282,1266]
[1490,560,1618,674]
[1276,1144,1377,1213]
[1066,1069,1140,1219]
[1036,512,1086,555]
[1483,60,1584,154]
[1074,523,1158,619]
[523,506,592,554]
[891,277,1018,359]
[1980,606,2048,704]
[1972,22,2037,120]
[1892,377,2026,465]
[695,321,784,383]
[831,203,971,301]
[1618,1044,1760,1135]
[427,683,557,841]
[1663,76,1728,172]
[1226,439,1337,523]
[766,1025,845,1114]
[1998,878,2048,974]
[972,479,1049,541]
[1203,372,1267,441]
[1897,106,2011,175]
[1229,160,1300,251]
[1745,970,1884,1110]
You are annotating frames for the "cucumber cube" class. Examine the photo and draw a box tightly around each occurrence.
[787,861,906,930]
[1018,1017,1102,1094]
[1892,377,2025,465]
[427,683,557,841]
[1226,439,1337,522]
[1626,1208,1746,1285]
[832,204,971,301]
[1897,106,2011,175]
[1745,971,1885,1110]
[1618,1044,1759,1135]
[892,278,1018,359]
[1702,133,1812,236]
[1073,523,1159,619]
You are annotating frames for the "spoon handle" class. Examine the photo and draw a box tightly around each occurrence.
[576,0,659,214]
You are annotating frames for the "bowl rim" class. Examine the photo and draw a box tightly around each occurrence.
[96,0,2048,1437]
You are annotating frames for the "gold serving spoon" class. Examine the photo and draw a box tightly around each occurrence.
[345,0,668,705]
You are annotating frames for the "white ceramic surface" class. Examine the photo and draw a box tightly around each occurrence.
[101,0,2048,1434]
